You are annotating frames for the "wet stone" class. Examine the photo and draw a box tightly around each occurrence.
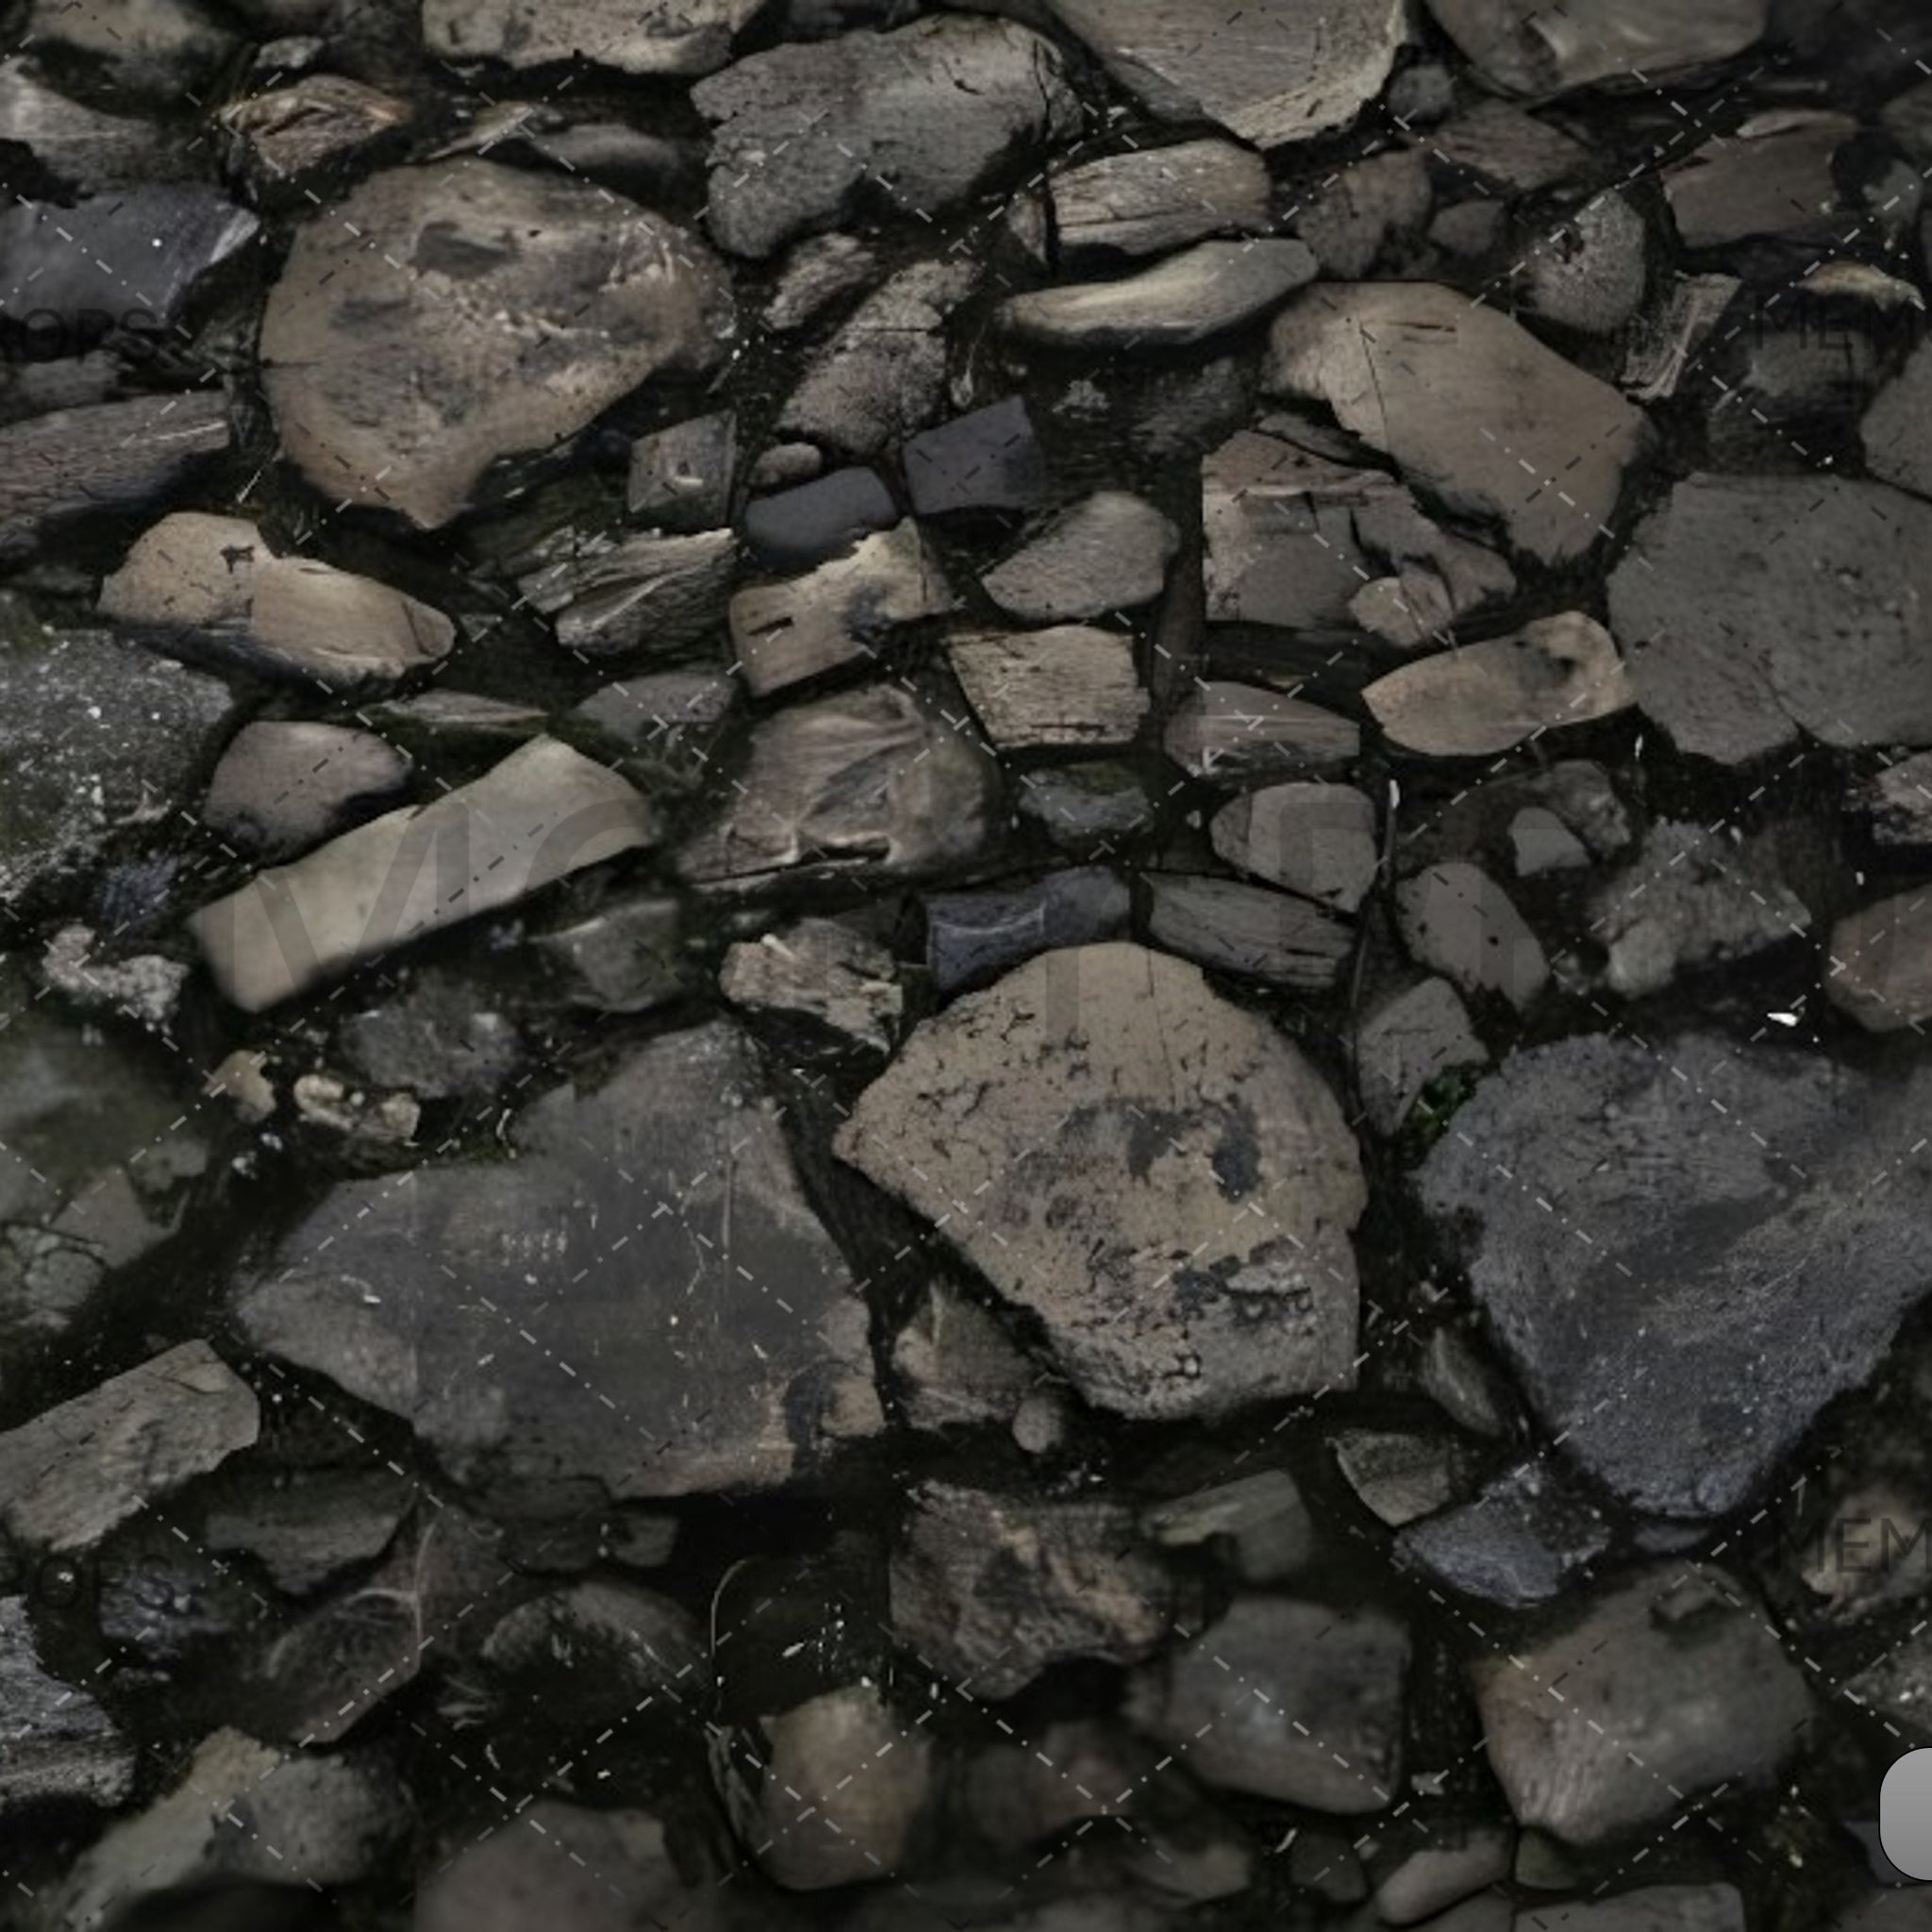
[948,624,1147,751]
[903,397,1048,517]
[983,491,1179,623]
[1050,140,1272,265]
[200,722,411,858]
[627,410,740,531]
[721,917,903,1049]
[924,868,1130,994]
[1143,873,1355,989]
[1395,863,1549,1009]
[743,466,898,569]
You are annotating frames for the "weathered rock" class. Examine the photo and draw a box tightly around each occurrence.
[1267,284,1650,564]
[836,943,1367,1419]
[201,723,412,860]
[0,60,191,188]
[891,1482,1174,1697]
[1295,151,1434,278]
[235,1023,883,1497]
[219,75,413,189]
[1528,1889,1747,1932]
[0,1341,258,1553]
[628,410,739,530]
[1364,614,1633,757]
[1426,101,1591,191]
[336,969,524,1101]
[998,241,1319,351]
[1041,0,1409,149]
[1208,784,1377,911]
[519,528,739,660]
[925,869,1130,993]
[1018,762,1154,848]
[1141,1471,1316,1583]
[892,1281,1038,1432]
[1144,874,1355,988]
[1862,335,1932,503]
[1422,0,1767,95]
[1335,1428,1471,1526]
[903,398,1048,517]
[1858,751,1932,847]
[744,467,898,569]
[260,161,734,527]
[1395,863,1548,1008]
[1418,1032,1932,1516]
[1165,681,1360,781]
[482,1577,707,1723]
[1131,1596,1407,1810]
[536,895,686,1012]
[204,1469,412,1594]
[1519,192,1648,334]
[1620,273,1740,402]
[722,918,903,1048]
[1396,1460,1609,1607]
[765,232,878,331]
[1355,976,1487,1135]
[732,522,954,696]
[0,1594,135,1821]
[25,0,236,94]
[1469,1565,1808,1844]
[693,17,1078,258]
[1827,890,1932,1031]
[190,737,658,1011]
[983,492,1178,623]
[1607,474,1932,761]
[38,926,187,1034]
[423,0,759,73]
[1509,807,1590,876]
[1664,110,1854,248]
[1051,140,1271,265]
[948,625,1147,750]
[1374,1829,1512,1926]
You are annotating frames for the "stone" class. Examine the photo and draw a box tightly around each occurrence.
[748,443,825,491]
[998,240,1319,351]
[779,261,978,455]
[1395,863,1548,1008]
[1607,474,1932,762]
[1165,681,1360,782]
[536,897,685,1013]
[627,410,739,530]
[1356,977,1488,1135]
[1421,1326,1512,1438]
[1468,1565,1808,1844]
[1519,192,1648,334]
[836,943,1367,1420]
[1519,1890,1747,1932]
[260,161,734,528]
[1295,151,1434,278]
[1266,284,1650,565]
[925,869,1130,993]
[575,669,737,761]
[1018,763,1155,849]
[1131,1596,1408,1811]
[890,1482,1174,1698]
[1140,1471,1316,1583]
[732,522,955,697]
[1041,0,1409,149]
[1334,1429,1470,1526]
[481,1578,707,1723]
[0,61,190,188]
[1364,613,1633,757]
[423,0,760,74]
[96,1521,268,1663]
[336,970,523,1101]
[1417,1031,1932,1516]
[1422,0,1767,95]
[1863,336,1932,502]
[1509,807,1590,876]
[903,398,1048,516]
[519,528,739,660]
[38,926,188,1034]
[0,1594,135,1821]
[1209,784,1377,910]
[721,918,903,1049]
[765,232,878,331]
[1842,1625,1932,1745]
[1589,821,1810,998]
[1051,141,1271,265]
[1621,273,1740,402]
[201,723,412,860]
[1143,874,1355,989]
[1858,751,1932,847]
[693,16,1079,258]
[892,1282,1038,1432]
[235,1023,883,1498]
[982,493,1179,623]
[0,1341,258,1553]
[361,690,547,753]
[190,738,658,1011]
[204,1469,412,1594]
[291,1073,419,1146]
[1826,890,1932,1031]
[1426,101,1591,191]
[679,683,998,889]
[1664,111,1854,249]
[25,0,236,94]
[1395,1460,1610,1607]
[1374,1829,1512,1925]
[744,467,899,569]
[218,75,413,189]
[948,625,1147,750]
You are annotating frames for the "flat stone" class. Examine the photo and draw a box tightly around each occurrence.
[1519,1889,1747,1932]
[190,737,658,1011]
[983,492,1179,623]
[1607,474,1932,761]
[204,1468,412,1594]
[1862,335,1932,502]
[1041,0,1409,149]
[1426,101,1591,191]
[693,16,1078,258]
[678,683,999,889]
[722,918,903,1049]
[1364,613,1633,757]
[835,943,1367,1420]
[765,231,878,331]
[1143,874,1355,989]
[1395,862,1548,1008]
[1395,1459,1610,1607]
[1664,110,1854,248]
[0,1595,135,1822]
[743,466,899,569]
[424,0,760,74]
[201,722,412,859]
[1356,976,1487,1136]
[1018,762,1155,848]
[1827,889,1932,1031]
[948,624,1147,750]
[925,869,1130,994]
[0,1341,258,1554]
[235,1022,883,1498]
[1051,140,1272,264]
[1266,283,1650,565]
[731,521,955,697]
[1295,151,1434,278]
[1417,1032,1932,1516]
[1469,1565,1808,1844]
[336,969,524,1102]
[521,528,740,659]
[1208,783,1378,910]
[903,398,1048,516]
[1520,192,1649,334]
[535,896,685,1014]
[998,240,1319,351]
[260,160,734,527]
[1165,681,1360,781]
[1374,1829,1513,1926]
[219,75,413,189]
[1422,0,1767,95]
[1131,1596,1408,1811]
[627,410,739,530]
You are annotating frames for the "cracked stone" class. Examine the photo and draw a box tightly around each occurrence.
[1050,140,1272,265]
[948,624,1147,750]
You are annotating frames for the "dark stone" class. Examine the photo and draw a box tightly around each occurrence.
[1396,1459,1610,1607]
[903,398,1048,516]
[925,868,1130,993]
[743,465,899,569]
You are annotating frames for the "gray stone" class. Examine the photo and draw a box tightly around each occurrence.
[25,0,236,94]
[765,232,878,331]
[1144,874,1354,989]
[0,1595,135,1822]
[998,240,1319,351]
[983,492,1178,623]
[1827,890,1932,1031]
[628,410,739,530]
[836,943,1367,1420]
[693,16,1078,258]
[1140,1471,1315,1583]
[0,60,192,188]
[1516,1889,1747,1932]
[1295,151,1433,278]
[536,896,686,1013]
[1396,1460,1610,1607]
[1165,681,1360,782]
[1333,1428,1471,1526]
[1267,284,1650,565]
[1858,751,1932,847]
[1842,1624,1932,1745]
[1417,1032,1932,1516]
[235,1023,883,1498]
[204,1469,412,1594]
[575,669,737,761]
[1509,807,1590,876]
[1426,101,1591,191]
[218,75,413,189]
[722,918,903,1049]
[1469,1566,1807,1844]
[1210,783,1377,909]
[1863,335,1932,502]
[423,0,759,73]
[1131,1596,1408,1811]
[520,528,740,659]
[948,624,1147,749]
[96,1521,268,1664]
[891,1482,1175,1698]
[260,161,734,527]
[1519,192,1648,334]
[925,869,1130,993]
[1051,140,1272,264]
[1665,110,1854,248]
[904,398,1048,516]
[482,1578,706,1724]
[1395,863,1548,1008]
[201,723,411,858]
[1018,763,1155,849]
[744,466,898,569]
[1374,1829,1512,1926]
[748,442,825,491]
[1422,0,1767,95]
[336,970,524,1101]
[1356,977,1488,1135]
[892,1282,1038,1432]
[1420,1325,1513,1437]
[38,926,187,1034]
[191,738,658,1011]
[1620,273,1740,402]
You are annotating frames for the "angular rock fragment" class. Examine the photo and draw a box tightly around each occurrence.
[1857,751,1932,847]
[336,970,523,1102]
[998,241,1318,351]
[1395,863,1547,1008]
[1425,101,1591,192]
[903,398,1047,517]
[983,492,1178,623]
[1664,111,1854,248]
[205,1469,412,1595]
[1364,614,1632,757]
[1334,1428,1470,1526]
[628,410,739,530]
[1051,140,1272,265]
[1620,273,1740,402]
[219,75,413,190]
[1422,0,1767,96]
[722,918,903,1049]
[1396,1460,1609,1607]
[1144,874,1354,989]
[1018,761,1154,848]
[1519,192,1648,334]
[1267,284,1650,564]
[1374,1828,1512,1925]
[202,722,411,860]
[926,869,1129,995]
[423,0,760,74]
[891,1482,1174,1697]
[765,231,877,331]
[0,1594,135,1821]
[1510,807,1589,875]
[1141,1471,1316,1583]
[1295,151,1433,278]
[732,522,954,697]
[744,467,898,569]
[1209,784,1378,910]
[521,529,739,659]
[260,161,734,527]
[837,943,1367,1419]
[693,17,1078,258]
[1861,335,1932,502]
[1469,1565,1808,1844]
[1827,890,1932,1031]
[1165,681,1360,781]
[892,1282,1038,1432]
[0,60,191,188]
[948,625,1147,750]
[1355,976,1488,1134]
[575,669,736,760]
[536,895,686,1013]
